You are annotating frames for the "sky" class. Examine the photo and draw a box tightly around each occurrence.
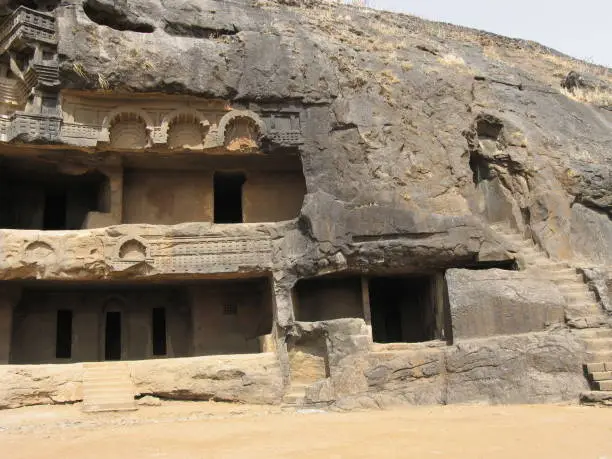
[369,0,612,67]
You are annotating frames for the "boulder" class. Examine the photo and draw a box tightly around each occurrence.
[446,269,565,340]
[130,354,284,405]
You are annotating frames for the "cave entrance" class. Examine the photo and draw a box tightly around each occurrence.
[104,311,122,361]
[0,159,109,230]
[152,307,167,357]
[368,275,447,344]
[55,310,73,359]
[213,171,245,223]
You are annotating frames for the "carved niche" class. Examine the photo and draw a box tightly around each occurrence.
[219,110,266,152]
[106,112,151,149]
[164,109,210,150]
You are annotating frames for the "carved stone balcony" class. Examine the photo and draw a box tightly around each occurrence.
[0,7,56,53]
[0,112,61,142]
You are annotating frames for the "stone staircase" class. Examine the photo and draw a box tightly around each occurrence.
[490,223,607,329]
[491,223,611,406]
[82,362,138,413]
[580,328,612,406]
[282,382,308,407]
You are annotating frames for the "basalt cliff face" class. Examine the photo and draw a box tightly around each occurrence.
[0,0,610,410]
[54,0,612,267]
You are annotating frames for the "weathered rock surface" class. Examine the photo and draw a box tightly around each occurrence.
[130,354,284,405]
[0,364,83,409]
[331,329,587,409]
[445,332,587,405]
[0,354,284,409]
[446,268,566,340]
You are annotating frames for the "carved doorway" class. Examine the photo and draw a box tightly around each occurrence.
[105,311,122,361]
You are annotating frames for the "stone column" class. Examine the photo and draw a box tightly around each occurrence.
[0,286,21,364]
[270,273,296,387]
[360,276,373,342]
[100,165,123,224]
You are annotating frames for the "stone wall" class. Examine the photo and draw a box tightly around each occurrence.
[446,269,566,340]
[190,279,273,356]
[243,171,306,223]
[123,169,213,225]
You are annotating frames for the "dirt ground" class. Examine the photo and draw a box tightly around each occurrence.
[0,401,611,459]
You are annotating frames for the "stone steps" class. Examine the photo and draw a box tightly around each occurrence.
[371,340,446,353]
[82,362,137,413]
[584,338,612,352]
[590,371,612,381]
[596,381,612,391]
[282,383,308,407]
[586,351,612,363]
[585,362,612,373]
[490,223,611,405]
[582,328,612,338]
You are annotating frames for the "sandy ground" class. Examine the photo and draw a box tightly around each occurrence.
[0,401,611,459]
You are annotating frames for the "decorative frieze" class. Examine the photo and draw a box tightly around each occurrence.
[109,235,273,274]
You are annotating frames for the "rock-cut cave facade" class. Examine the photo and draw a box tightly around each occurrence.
[0,3,610,411]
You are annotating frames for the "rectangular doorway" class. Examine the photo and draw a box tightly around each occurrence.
[369,276,439,343]
[213,172,245,223]
[55,310,73,359]
[105,311,122,361]
[152,307,167,356]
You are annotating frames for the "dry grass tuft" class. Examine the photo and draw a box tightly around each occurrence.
[560,87,612,107]
[438,53,466,67]
[379,69,400,84]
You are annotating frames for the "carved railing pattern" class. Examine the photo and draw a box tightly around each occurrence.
[0,7,56,52]
[110,236,274,274]
[6,113,61,140]
[60,122,101,139]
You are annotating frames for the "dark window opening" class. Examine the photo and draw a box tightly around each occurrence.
[55,310,72,359]
[152,307,167,356]
[369,277,438,344]
[43,190,66,230]
[105,311,122,361]
[214,172,245,223]
[469,152,491,186]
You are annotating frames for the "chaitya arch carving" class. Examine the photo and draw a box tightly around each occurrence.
[217,110,267,152]
[162,108,210,149]
[99,107,155,148]
[115,236,150,262]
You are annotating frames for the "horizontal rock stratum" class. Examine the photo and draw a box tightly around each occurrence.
[0,0,609,410]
